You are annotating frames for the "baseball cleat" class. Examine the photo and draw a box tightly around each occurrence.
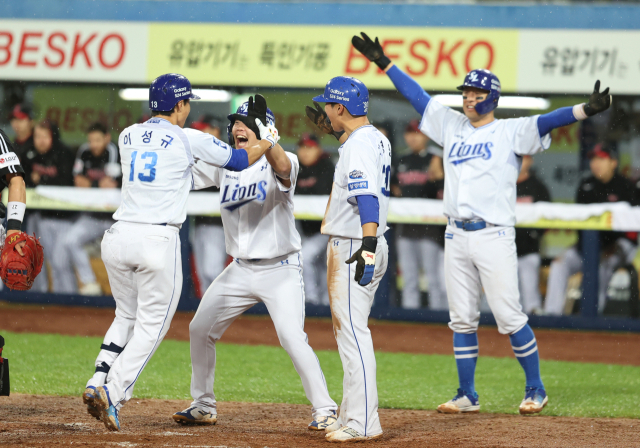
[172,406,217,425]
[325,426,383,443]
[82,386,101,420]
[309,410,337,431]
[519,387,548,415]
[324,418,341,434]
[437,388,480,414]
[94,385,120,431]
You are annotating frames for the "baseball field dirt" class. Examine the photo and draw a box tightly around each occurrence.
[1,302,639,447]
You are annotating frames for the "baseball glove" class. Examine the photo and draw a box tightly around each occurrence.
[305,101,345,141]
[0,232,44,291]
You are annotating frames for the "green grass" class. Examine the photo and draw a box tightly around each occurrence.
[2,330,639,418]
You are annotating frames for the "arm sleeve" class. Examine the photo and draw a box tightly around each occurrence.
[191,159,222,191]
[184,128,235,168]
[356,195,379,226]
[345,135,380,205]
[273,152,299,192]
[386,65,431,115]
[537,106,578,137]
[512,116,552,156]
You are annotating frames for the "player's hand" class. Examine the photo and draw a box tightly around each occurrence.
[247,94,268,127]
[255,118,279,149]
[6,230,24,256]
[305,101,345,141]
[584,80,612,117]
[345,237,377,286]
[351,32,392,71]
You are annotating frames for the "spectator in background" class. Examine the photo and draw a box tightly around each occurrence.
[516,156,551,314]
[392,119,446,310]
[545,144,638,315]
[190,115,228,294]
[9,104,35,158]
[296,133,335,305]
[55,122,121,295]
[22,120,75,292]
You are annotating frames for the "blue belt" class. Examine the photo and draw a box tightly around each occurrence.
[451,219,487,231]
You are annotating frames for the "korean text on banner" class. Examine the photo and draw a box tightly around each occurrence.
[0,20,148,83]
[147,23,519,91]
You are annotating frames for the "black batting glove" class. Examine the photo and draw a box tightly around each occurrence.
[351,32,391,71]
[247,94,268,126]
[345,237,378,286]
[304,101,345,141]
[584,80,612,117]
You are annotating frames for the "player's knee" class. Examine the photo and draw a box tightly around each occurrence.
[276,329,305,353]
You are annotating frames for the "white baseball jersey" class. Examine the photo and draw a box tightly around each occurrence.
[420,100,551,227]
[321,125,391,239]
[191,153,301,259]
[114,117,235,225]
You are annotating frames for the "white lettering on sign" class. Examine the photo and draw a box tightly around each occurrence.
[0,20,148,83]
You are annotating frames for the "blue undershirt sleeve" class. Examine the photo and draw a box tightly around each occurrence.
[223,148,249,172]
[537,106,577,137]
[386,65,431,115]
[356,195,379,227]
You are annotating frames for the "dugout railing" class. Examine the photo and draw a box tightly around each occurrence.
[2,187,640,333]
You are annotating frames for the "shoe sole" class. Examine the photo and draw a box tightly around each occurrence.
[519,397,548,415]
[94,388,120,431]
[82,390,101,420]
[437,404,480,414]
[172,414,217,425]
[326,432,383,443]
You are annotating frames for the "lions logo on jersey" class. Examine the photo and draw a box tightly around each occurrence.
[447,141,493,165]
[221,179,268,211]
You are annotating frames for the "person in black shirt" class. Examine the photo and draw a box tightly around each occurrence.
[296,134,335,305]
[9,103,35,158]
[55,122,121,295]
[391,119,446,310]
[545,144,637,315]
[22,120,76,292]
[190,115,228,295]
[515,156,551,314]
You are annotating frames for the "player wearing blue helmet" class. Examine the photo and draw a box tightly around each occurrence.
[307,76,392,442]
[352,32,612,416]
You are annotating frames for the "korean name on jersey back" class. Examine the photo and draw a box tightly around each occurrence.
[447,141,493,165]
[220,175,268,212]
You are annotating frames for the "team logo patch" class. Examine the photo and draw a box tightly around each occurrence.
[349,170,366,180]
[348,181,368,191]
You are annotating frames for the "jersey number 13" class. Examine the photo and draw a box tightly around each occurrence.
[129,151,158,182]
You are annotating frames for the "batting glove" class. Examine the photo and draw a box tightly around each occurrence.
[351,32,392,71]
[254,118,279,149]
[574,80,612,120]
[345,236,377,286]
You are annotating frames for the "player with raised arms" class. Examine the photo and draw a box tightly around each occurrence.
[307,76,391,442]
[82,74,278,431]
[351,32,612,415]
[171,99,338,431]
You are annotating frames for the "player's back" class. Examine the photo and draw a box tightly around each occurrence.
[114,117,193,225]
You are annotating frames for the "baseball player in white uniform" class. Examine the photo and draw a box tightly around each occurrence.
[352,32,612,415]
[171,101,338,430]
[81,74,278,431]
[310,76,391,442]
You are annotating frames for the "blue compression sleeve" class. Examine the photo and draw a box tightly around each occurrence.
[386,65,431,115]
[537,106,577,137]
[223,148,249,172]
[356,195,379,227]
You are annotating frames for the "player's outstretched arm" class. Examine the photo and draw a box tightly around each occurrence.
[537,80,612,137]
[5,173,26,255]
[264,142,293,187]
[352,32,430,115]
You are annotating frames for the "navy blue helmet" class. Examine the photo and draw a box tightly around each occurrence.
[312,76,369,116]
[457,69,501,115]
[149,73,200,112]
[226,100,275,146]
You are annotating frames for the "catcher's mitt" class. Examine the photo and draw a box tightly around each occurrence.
[0,232,44,291]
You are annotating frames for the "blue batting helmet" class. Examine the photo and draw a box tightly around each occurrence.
[312,76,369,116]
[226,100,275,147]
[456,69,501,115]
[149,73,200,112]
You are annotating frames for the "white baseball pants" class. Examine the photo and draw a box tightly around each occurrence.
[86,221,182,409]
[327,236,388,438]
[397,236,447,310]
[444,225,528,335]
[189,251,337,419]
[518,253,542,314]
[301,232,330,305]
[55,214,114,293]
[192,223,227,293]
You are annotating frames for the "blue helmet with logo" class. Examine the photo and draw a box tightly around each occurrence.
[456,69,501,115]
[226,100,275,147]
[149,73,200,112]
[312,76,369,116]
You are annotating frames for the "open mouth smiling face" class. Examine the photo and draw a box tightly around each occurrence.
[232,120,256,149]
